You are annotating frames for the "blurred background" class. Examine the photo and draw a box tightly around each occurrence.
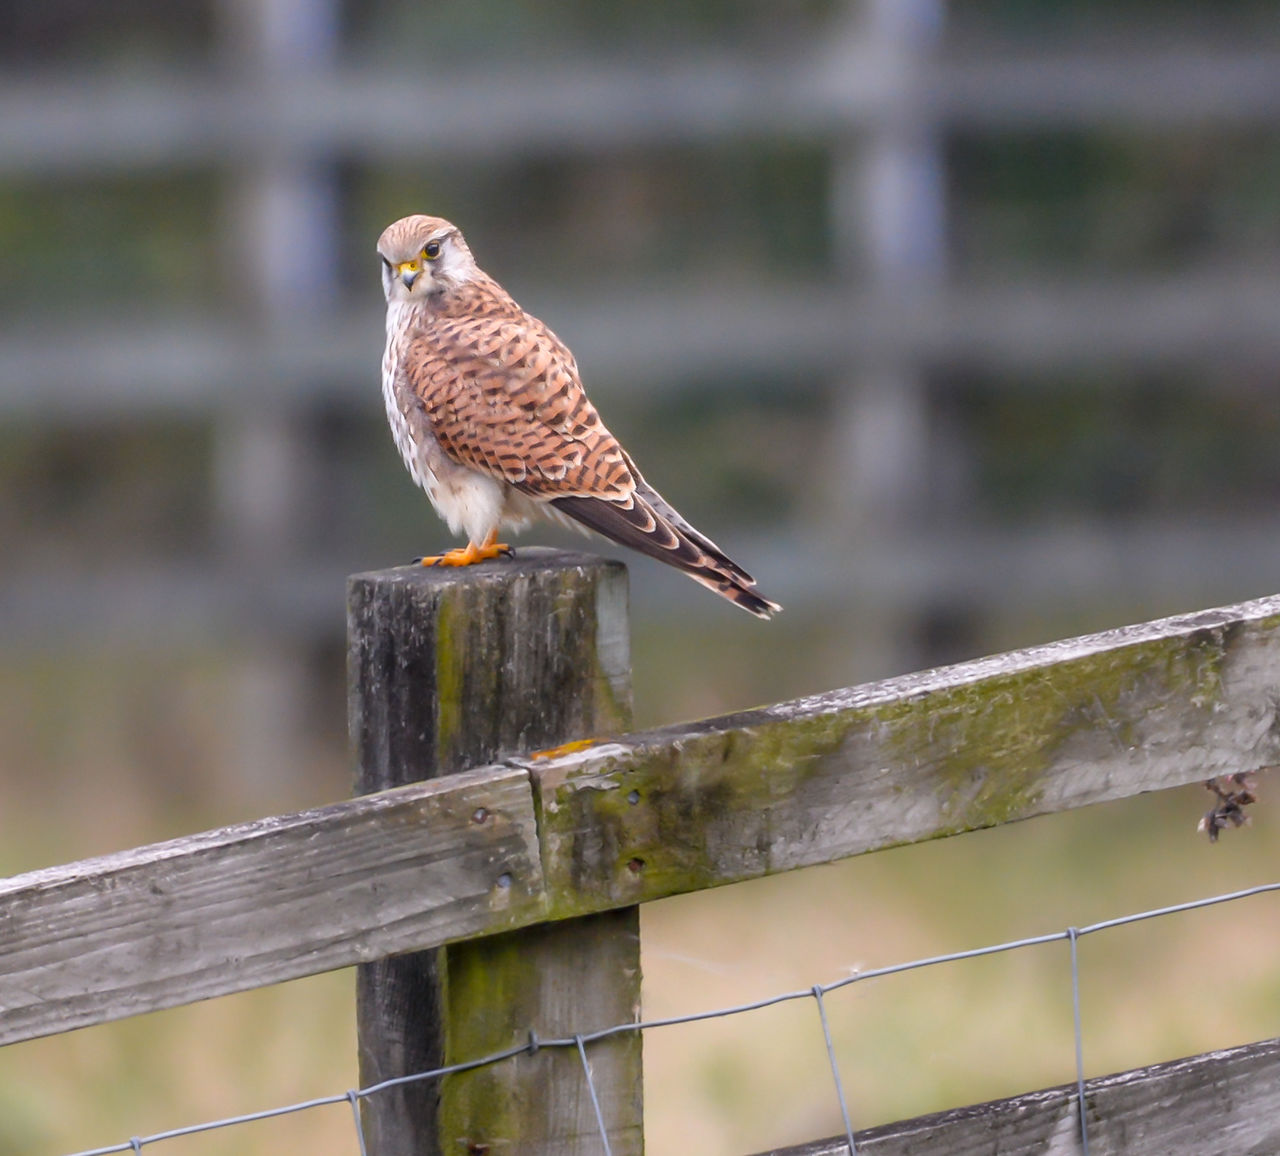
[3,1,1280,1153]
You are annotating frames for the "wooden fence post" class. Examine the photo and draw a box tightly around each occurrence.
[347,549,641,1156]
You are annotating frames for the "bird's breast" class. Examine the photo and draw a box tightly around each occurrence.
[382,305,440,496]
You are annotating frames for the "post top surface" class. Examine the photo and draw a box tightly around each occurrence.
[348,547,627,593]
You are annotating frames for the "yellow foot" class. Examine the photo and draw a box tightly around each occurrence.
[416,538,513,567]
[529,737,599,760]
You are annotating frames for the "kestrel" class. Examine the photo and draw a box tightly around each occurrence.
[377,214,781,619]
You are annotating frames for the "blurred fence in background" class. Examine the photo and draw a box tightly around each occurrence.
[5,0,1280,659]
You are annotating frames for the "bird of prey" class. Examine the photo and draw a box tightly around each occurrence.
[377,214,780,619]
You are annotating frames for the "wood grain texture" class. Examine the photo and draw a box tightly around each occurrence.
[348,552,640,1156]
[0,766,540,1048]
[754,1036,1280,1155]
[528,594,1280,913]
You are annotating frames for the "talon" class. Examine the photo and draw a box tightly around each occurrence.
[529,737,599,760]
[416,530,512,568]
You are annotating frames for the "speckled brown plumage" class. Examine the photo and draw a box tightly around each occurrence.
[377,214,780,618]
[409,284,630,499]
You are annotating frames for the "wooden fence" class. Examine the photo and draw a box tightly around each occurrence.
[4,554,1280,1154]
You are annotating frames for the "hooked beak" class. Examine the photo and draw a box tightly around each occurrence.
[395,260,420,289]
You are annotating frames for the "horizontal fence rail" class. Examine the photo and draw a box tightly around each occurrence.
[10,520,1280,647]
[54,881,1280,1156]
[5,45,1280,175]
[6,271,1280,420]
[3,586,1279,1048]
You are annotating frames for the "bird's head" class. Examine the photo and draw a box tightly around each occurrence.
[377,215,478,304]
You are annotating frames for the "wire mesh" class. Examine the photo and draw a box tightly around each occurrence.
[60,879,1280,1156]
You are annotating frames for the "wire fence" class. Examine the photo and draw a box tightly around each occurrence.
[63,880,1280,1156]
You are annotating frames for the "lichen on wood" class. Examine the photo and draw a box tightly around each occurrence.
[525,597,1280,914]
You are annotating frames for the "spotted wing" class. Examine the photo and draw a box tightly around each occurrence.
[404,296,779,617]
[405,305,633,500]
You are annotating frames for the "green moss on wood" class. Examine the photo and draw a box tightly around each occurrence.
[440,932,540,1146]
[535,708,854,914]
[440,911,643,1154]
[433,586,465,760]
[875,623,1240,836]
[535,616,1251,913]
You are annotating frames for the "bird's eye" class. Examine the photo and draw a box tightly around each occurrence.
[380,256,391,270]
[423,240,441,260]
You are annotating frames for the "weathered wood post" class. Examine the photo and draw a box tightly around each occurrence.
[348,549,641,1156]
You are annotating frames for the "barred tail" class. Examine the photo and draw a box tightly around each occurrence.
[550,484,781,619]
